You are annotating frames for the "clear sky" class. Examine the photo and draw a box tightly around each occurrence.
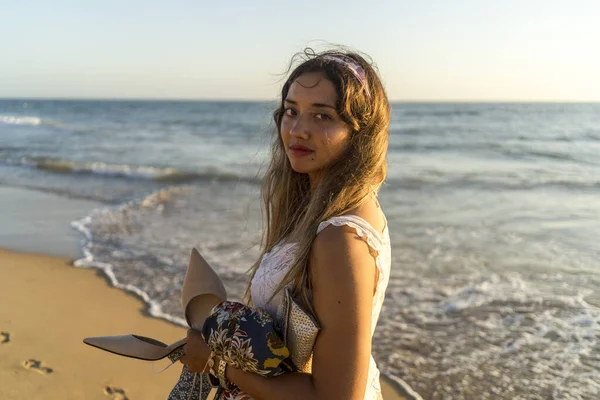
[1,0,599,101]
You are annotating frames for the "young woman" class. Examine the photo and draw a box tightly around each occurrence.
[180,48,391,400]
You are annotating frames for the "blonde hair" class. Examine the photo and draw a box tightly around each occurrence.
[245,48,391,310]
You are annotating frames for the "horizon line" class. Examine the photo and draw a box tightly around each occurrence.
[1,97,599,104]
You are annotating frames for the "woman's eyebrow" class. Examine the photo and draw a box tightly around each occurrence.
[284,98,336,110]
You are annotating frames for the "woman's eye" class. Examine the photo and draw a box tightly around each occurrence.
[284,108,330,121]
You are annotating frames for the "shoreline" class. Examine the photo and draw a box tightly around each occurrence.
[0,248,411,399]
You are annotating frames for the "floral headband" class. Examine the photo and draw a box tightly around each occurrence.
[321,54,371,100]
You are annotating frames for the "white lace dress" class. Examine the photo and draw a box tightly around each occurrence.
[249,214,391,400]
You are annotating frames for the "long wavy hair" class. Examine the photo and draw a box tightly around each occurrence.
[245,48,391,310]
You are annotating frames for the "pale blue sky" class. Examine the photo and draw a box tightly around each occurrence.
[1,0,599,101]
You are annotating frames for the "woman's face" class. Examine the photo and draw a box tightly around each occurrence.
[280,71,351,185]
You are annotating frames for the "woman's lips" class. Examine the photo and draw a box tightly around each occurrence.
[289,146,314,157]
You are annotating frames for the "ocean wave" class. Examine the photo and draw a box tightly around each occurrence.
[69,184,259,328]
[70,188,196,327]
[71,210,188,327]
[401,109,481,118]
[583,131,600,141]
[503,148,588,164]
[386,173,600,191]
[0,114,64,127]
[388,142,467,152]
[377,269,600,399]
[0,115,42,126]
[3,156,259,184]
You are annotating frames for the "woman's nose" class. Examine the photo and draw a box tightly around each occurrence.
[289,114,310,139]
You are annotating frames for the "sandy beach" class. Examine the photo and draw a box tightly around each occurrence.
[0,249,187,399]
[0,248,409,399]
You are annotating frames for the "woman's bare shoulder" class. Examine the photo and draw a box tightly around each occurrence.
[343,195,386,235]
[310,196,382,273]
[310,220,376,288]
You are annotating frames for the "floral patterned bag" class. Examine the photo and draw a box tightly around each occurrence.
[168,301,297,400]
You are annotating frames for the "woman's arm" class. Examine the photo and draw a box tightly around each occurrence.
[182,224,376,400]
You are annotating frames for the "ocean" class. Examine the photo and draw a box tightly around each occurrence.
[1,99,598,399]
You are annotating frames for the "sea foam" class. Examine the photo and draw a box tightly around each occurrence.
[0,115,42,125]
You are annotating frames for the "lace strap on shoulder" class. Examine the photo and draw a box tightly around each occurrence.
[317,215,389,292]
[317,215,384,251]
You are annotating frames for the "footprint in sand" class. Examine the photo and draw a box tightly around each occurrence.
[0,331,10,344]
[22,359,54,375]
[104,385,129,400]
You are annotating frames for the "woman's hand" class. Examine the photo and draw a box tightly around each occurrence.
[179,329,211,372]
